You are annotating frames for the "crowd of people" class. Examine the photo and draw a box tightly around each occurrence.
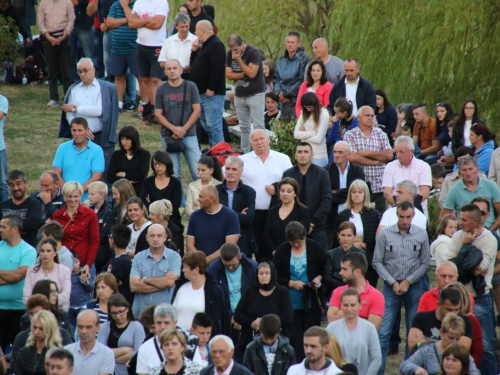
[1,1,500,375]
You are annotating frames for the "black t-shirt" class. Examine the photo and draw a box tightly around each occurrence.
[411,310,473,342]
[106,253,133,305]
[0,196,42,248]
[265,111,280,130]
[226,44,265,97]
[108,321,129,348]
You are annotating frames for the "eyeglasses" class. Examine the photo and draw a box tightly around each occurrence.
[77,68,93,74]
[110,309,127,316]
[50,289,59,295]
[153,162,164,167]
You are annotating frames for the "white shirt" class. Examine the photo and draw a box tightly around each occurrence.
[239,149,293,209]
[126,220,151,253]
[337,162,349,213]
[132,0,169,46]
[217,360,235,375]
[158,32,196,68]
[463,120,472,147]
[172,282,205,330]
[350,212,364,237]
[379,206,427,229]
[345,76,360,116]
[66,78,102,133]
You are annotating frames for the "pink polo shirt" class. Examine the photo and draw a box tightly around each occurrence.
[329,281,385,318]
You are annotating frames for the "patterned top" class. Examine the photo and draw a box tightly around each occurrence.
[149,357,206,375]
[343,127,392,193]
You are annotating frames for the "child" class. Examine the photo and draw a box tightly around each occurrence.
[243,314,296,375]
[429,164,446,198]
[431,214,459,267]
[190,312,213,364]
[105,224,133,305]
[264,92,281,130]
[68,250,94,328]
[400,125,421,158]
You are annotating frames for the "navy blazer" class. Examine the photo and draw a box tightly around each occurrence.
[201,362,254,375]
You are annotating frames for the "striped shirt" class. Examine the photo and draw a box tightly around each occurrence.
[373,223,430,286]
[108,0,137,54]
[343,126,392,193]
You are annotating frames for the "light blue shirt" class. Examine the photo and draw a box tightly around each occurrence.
[225,265,242,312]
[66,79,103,133]
[65,341,115,375]
[225,185,235,210]
[0,95,8,151]
[337,162,349,213]
[289,249,308,310]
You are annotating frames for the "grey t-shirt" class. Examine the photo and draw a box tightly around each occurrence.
[155,80,201,137]
[305,54,344,84]
[226,44,265,97]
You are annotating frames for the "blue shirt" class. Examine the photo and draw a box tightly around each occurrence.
[289,250,308,310]
[225,185,235,210]
[0,95,8,151]
[225,265,242,312]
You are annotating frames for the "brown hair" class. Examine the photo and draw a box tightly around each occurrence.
[182,251,207,275]
[340,288,361,304]
[436,214,458,237]
[439,343,470,375]
[93,273,119,301]
[337,221,356,236]
[159,329,187,354]
[278,177,306,209]
[26,294,52,312]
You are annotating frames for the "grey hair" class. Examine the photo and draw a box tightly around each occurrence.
[396,179,418,197]
[458,156,479,169]
[394,136,415,151]
[435,260,458,275]
[154,303,178,321]
[225,157,244,169]
[2,213,23,232]
[209,335,234,351]
[334,141,351,153]
[77,57,94,68]
[174,12,190,25]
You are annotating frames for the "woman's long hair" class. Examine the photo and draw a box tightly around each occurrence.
[26,310,62,348]
[300,92,322,128]
[306,60,327,87]
[32,238,60,273]
[453,99,479,143]
[278,177,306,209]
[345,179,374,210]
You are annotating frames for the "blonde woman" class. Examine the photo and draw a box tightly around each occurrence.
[326,333,358,374]
[148,199,184,253]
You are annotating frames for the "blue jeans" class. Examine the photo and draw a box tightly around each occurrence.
[234,92,265,153]
[92,28,105,79]
[126,71,137,102]
[378,281,423,375]
[103,31,112,77]
[311,158,328,167]
[200,94,224,146]
[69,25,93,83]
[474,293,498,375]
[0,149,7,202]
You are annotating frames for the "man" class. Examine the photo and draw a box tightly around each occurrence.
[0,213,36,351]
[307,38,343,84]
[282,142,332,249]
[105,224,133,304]
[440,156,500,229]
[444,204,498,375]
[155,59,201,200]
[186,185,240,264]
[0,94,8,202]
[128,0,168,122]
[186,0,215,34]
[189,20,226,147]
[53,117,105,201]
[216,157,257,257]
[408,288,473,349]
[373,201,430,374]
[324,140,365,247]
[343,106,393,212]
[286,327,342,375]
[30,171,66,222]
[130,224,181,318]
[273,31,311,122]
[48,348,74,375]
[59,58,119,175]
[226,34,265,153]
[418,261,463,312]
[68,0,93,84]
[158,13,196,78]
[65,310,115,375]
[40,222,74,270]
[327,58,376,117]
[382,136,432,213]
[412,104,439,164]
[239,129,293,261]
[38,0,74,107]
[200,335,254,375]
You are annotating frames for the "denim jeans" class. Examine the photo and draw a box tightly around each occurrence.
[0,149,8,202]
[311,157,328,167]
[126,71,137,102]
[69,25,93,83]
[234,92,265,153]
[474,293,498,375]
[92,28,105,79]
[200,94,225,146]
[103,31,112,77]
[378,281,423,375]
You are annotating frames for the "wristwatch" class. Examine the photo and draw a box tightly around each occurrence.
[142,276,148,281]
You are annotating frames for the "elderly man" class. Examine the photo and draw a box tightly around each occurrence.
[382,135,432,213]
[186,185,240,264]
[343,106,393,212]
[239,129,293,261]
[412,104,440,164]
[324,140,365,248]
[130,224,181,318]
[216,157,257,257]
[30,171,65,222]
[200,335,253,375]
[190,20,226,146]
[307,38,343,84]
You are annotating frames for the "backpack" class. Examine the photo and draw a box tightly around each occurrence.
[203,142,241,166]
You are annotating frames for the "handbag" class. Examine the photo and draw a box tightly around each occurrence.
[163,81,187,153]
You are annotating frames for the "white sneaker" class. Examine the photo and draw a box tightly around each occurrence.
[47,100,59,107]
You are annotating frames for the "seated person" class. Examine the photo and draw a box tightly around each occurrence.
[190,313,213,364]
[264,92,281,130]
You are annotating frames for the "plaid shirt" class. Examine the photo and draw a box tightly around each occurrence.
[344,127,392,193]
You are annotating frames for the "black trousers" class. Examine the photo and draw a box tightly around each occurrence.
[0,309,24,351]
[291,309,322,362]
[253,210,269,262]
[42,38,71,102]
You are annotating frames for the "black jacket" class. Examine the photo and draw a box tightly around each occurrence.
[217,181,257,257]
[451,243,486,296]
[15,345,48,375]
[73,0,93,27]
[190,34,226,95]
[243,335,296,375]
[201,362,254,375]
[324,246,366,297]
[327,75,376,114]
[30,190,66,222]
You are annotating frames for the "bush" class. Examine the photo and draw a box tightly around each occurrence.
[269,118,297,163]
[0,16,20,63]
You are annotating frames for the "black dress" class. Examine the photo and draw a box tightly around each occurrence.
[264,203,310,252]
[140,177,182,225]
[107,150,151,197]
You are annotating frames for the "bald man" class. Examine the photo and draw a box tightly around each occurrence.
[190,20,226,147]
[186,185,240,264]
[130,224,181,317]
[307,38,344,84]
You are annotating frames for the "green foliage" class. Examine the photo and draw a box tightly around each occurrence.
[269,118,297,164]
[0,16,20,63]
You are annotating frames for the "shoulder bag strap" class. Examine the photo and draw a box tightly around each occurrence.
[179,81,187,127]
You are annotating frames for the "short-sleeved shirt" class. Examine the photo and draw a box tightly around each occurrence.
[154,80,201,137]
[0,95,8,151]
[130,247,181,318]
[108,0,137,54]
[329,281,385,319]
[132,0,168,46]
[413,117,437,150]
[443,177,500,228]
[411,310,473,342]
[186,206,240,256]
[0,240,37,310]
[225,44,264,97]
[417,287,475,313]
[105,253,133,304]
[225,265,242,312]
[157,32,196,68]
[65,341,115,375]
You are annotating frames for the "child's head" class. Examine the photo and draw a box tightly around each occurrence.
[190,313,212,347]
[436,214,459,238]
[400,125,412,137]
[41,221,64,243]
[265,92,279,112]
[431,164,446,188]
[87,181,108,205]
[70,250,80,273]
[437,170,448,190]
[259,314,281,346]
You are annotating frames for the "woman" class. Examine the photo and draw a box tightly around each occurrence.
[97,294,145,375]
[264,178,310,253]
[326,334,358,375]
[324,222,365,298]
[393,103,415,138]
[328,97,359,149]
[335,180,380,287]
[52,181,99,281]
[263,60,275,93]
[15,311,62,375]
[172,251,226,336]
[234,260,293,359]
[149,329,206,375]
[273,221,326,361]
[469,123,495,175]
[85,272,119,325]
[435,102,455,165]
[295,60,333,118]
[111,179,136,227]
[451,99,480,153]
[125,197,151,258]
[400,314,479,375]
[141,151,182,225]
[293,92,330,166]
[23,238,71,311]
[185,156,223,217]
[108,126,151,197]
[440,344,474,375]
[326,288,381,375]
[375,89,398,143]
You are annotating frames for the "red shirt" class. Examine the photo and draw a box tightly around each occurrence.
[52,205,100,267]
[417,287,475,313]
[329,281,385,318]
